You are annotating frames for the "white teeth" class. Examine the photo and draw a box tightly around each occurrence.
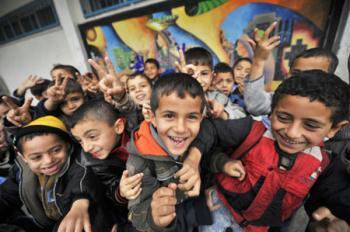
[169,136,186,144]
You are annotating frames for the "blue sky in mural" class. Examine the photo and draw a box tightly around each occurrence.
[222,3,306,43]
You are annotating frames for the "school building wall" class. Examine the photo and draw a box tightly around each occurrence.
[0,0,349,94]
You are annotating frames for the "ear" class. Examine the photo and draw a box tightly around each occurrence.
[149,110,157,128]
[327,120,349,139]
[16,151,28,163]
[114,118,125,135]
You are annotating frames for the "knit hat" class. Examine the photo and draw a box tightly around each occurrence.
[14,116,70,146]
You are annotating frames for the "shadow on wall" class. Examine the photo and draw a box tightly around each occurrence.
[0,76,10,95]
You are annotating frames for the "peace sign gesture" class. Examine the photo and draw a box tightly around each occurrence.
[88,56,125,104]
[44,76,69,111]
[46,76,69,102]
[3,96,33,127]
[77,72,100,94]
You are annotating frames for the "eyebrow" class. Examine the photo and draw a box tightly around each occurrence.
[304,118,326,126]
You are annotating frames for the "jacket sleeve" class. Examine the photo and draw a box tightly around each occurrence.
[244,75,273,116]
[192,117,253,156]
[126,154,160,232]
[0,164,22,220]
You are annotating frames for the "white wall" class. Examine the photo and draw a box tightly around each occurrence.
[0,28,77,91]
[335,10,350,82]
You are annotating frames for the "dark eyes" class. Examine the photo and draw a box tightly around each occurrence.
[71,97,81,102]
[51,147,62,154]
[188,114,200,120]
[276,113,290,122]
[30,156,41,161]
[87,134,98,140]
[304,122,320,130]
[163,113,175,119]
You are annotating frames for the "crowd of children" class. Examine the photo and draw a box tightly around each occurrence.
[0,22,350,232]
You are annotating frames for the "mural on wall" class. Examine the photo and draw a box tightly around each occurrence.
[81,0,332,90]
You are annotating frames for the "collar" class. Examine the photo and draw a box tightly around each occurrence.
[134,121,168,156]
[110,132,129,161]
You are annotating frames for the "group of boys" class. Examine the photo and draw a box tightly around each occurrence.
[0,21,349,232]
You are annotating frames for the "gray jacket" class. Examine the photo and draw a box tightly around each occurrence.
[244,75,273,116]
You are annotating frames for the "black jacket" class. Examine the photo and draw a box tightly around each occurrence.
[0,144,114,231]
[305,149,350,223]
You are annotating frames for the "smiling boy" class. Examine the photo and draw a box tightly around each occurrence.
[0,116,114,232]
[126,73,212,231]
[191,70,349,231]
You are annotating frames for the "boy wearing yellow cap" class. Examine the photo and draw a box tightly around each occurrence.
[0,116,114,232]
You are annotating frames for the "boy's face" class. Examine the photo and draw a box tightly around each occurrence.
[60,92,84,116]
[71,118,124,160]
[289,57,330,76]
[127,76,152,105]
[21,134,68,176]
[144,63,159,80]
[191,65,213,92]
[270,95,344,154]
[233,60,251,83]
[151,92,203,156]
[215,72,234,96]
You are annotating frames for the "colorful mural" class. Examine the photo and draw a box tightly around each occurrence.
[81,0,332,90]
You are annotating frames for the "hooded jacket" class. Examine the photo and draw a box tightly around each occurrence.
[0,144,114,232]
[126,121,211,232]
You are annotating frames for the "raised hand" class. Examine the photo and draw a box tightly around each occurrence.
[44,76,69,111]
[88,57,125,104]
[77,72,100,94]
[16,75,44,97]
[46,76,69,102]
[251,21,280,63]
[4,96,33,127]
[247,21,280,82]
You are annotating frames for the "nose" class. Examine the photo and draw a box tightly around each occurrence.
[82,142,94,153]
[285,122,302,139]
[42,154,54,165]
[67,101,76,110]
[174,119,186,134]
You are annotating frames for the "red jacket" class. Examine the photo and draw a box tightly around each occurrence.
[216,121,329,232]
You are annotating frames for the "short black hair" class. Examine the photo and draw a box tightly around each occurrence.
[272,70,349,127]
[126,73,152,90]
[185,47,213,69]
[69,99,123,129]
[214,62,233,75]
[145,58,160,69]
[290,48,338,74]
[65,79,84,95]
[51,64,80,79]
[233,57,252,69]
[16,132,68,154]
[30,79,51,96]
[150,73,206,113]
